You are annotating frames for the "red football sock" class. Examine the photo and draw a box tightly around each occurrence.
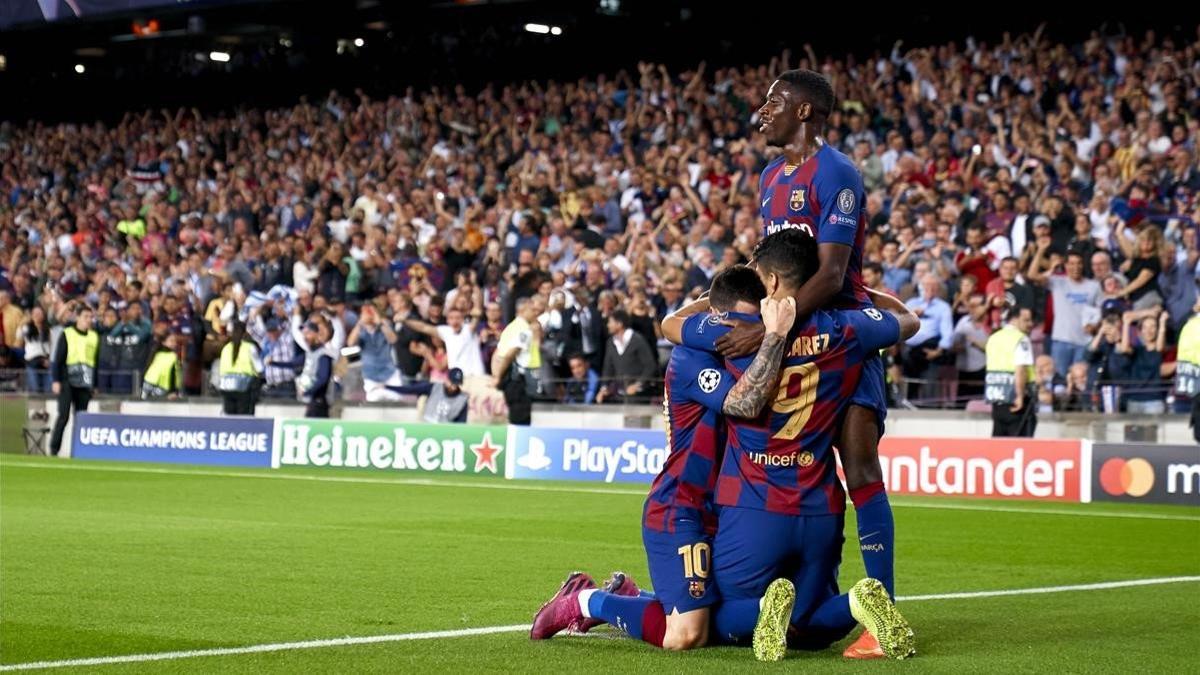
[641,601,667,647]
[849,480,885,509]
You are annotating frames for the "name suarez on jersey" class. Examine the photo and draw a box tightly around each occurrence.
[789,333,830,357]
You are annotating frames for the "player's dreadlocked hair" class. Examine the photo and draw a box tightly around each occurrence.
[777,69,835,118]
[708,265,767,312]
[752,228,819,291]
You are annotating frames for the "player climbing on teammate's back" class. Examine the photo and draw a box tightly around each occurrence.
[680,229,920,661]
[530,266,798,651]
[695,68,899,659]
[532,230,918,662]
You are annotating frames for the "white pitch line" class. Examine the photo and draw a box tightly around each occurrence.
[882,500,1200,522]
[898,575,1200,601]
[0,460,647,497]
[0,624,531,672]
[1,576,1197,672]
[3,459,1198,521]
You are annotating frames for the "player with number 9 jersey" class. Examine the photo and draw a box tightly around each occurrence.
[681,230,918,660]
[682,306,899,515]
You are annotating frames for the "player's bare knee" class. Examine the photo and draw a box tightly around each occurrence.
[662,612,709,651]
[661,626,707,651]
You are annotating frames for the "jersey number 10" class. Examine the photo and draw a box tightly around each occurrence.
[676,542,711,579]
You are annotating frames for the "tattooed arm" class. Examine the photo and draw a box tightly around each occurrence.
[722,332,787,418]
[721,296,796,418]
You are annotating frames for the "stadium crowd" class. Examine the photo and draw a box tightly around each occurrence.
[1,24,1199,414]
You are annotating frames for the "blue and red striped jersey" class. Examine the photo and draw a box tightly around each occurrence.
[759,143,869,309]
[682,308,900,515]
[643,345,733,534]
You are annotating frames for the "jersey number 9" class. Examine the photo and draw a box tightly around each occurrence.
[772,363,820,440]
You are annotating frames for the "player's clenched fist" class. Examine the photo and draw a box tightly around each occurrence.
[760,296,796,337]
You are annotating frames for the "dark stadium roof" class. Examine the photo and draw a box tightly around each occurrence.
[0,1,1190,121]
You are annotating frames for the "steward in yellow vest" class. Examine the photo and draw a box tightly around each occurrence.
[50,306,98,455]
[1173,306,1200,443]
[985,306,1036,437]
[142,335,181,400]
[216,322,262,415]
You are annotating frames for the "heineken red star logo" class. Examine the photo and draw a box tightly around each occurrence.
[470,432,502,473]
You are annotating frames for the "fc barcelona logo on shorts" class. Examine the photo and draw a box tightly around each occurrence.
[689,580,706,599]
[789,188,805,211]
[798,451,814,467]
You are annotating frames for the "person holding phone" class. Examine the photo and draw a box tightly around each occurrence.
[347,304,405,401]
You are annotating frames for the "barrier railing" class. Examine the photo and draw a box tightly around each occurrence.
[0,368,142,395]
[3,367,1183,415]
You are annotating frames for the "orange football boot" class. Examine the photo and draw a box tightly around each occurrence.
[843,630,885,659]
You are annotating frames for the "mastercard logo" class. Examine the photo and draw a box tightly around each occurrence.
[1098,457,1155,497]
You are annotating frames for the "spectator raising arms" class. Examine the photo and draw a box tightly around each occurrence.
[1026,247,1101,377]
[1119,310,1170,415]
[0,25,1197,412]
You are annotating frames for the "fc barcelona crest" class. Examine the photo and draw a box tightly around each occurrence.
[789,188,806,211]
[689,580,706,599]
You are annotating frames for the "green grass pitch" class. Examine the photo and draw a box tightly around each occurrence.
[1,454,1198,673]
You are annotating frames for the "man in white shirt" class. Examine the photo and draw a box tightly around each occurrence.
[879,131,912,176]
[1026,248,1102,376]
[404,307,485,377]
[952,293,990,400]
[327,203,353,243]
[353,182,381,226]
[1009,194,1035,255]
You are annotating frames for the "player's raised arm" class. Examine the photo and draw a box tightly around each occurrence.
[661,295,710,345]
[864,287,919,342]
[722,297,795,418]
